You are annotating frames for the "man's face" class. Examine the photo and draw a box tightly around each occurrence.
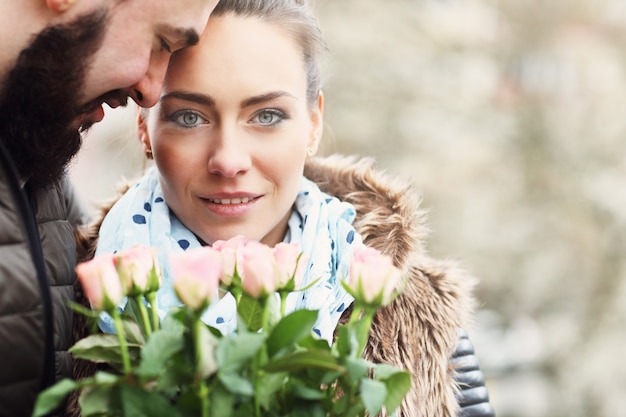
[0,0,218,189]
[77,0,219,128]
[0,9,106,189]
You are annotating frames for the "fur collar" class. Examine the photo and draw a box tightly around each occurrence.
[306,155,476,417]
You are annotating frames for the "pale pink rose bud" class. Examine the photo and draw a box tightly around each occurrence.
[213,235,247,286]
[348,246,403,306]
[76,253,124,312]
[240,241,278,298]
[273,242,306,289]
[115,245,159,295]
[170,246,223,311]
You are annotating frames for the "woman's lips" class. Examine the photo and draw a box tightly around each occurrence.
[206,197,251,204]
[201,195,260,217]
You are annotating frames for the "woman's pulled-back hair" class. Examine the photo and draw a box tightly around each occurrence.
[210,0,327,104]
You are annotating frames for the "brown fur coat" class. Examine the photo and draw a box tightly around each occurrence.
[71,154,477,417]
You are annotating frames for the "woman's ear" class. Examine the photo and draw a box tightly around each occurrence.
[307,91,324,155]
[45,0,77,13]
[137,109,153,159]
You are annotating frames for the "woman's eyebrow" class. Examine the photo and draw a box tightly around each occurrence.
[241,91,297,108]
[160,91,215,106]
[160,91,298,108]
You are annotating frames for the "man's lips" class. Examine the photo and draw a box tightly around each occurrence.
[75,94,129,129]
[74,105,105,131]
[80,91,129,115]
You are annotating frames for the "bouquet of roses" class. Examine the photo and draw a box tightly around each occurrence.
[33,236,411,417]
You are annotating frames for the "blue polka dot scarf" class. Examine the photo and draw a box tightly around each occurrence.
[96,167,360,343]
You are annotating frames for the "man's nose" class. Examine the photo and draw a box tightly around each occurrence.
[128,54,170,108]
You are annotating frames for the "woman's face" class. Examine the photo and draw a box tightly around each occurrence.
[140,14,323,247]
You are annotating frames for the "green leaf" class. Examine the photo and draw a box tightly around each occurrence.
[291,383,327,400]
[298,334,333,351]
[255,371,287,408]
[237,293,265,331]
[346,357,371,381]
[262,350,342,373]
[32,379,79,417]
[209,383,236,417]
[135,325,184,378]
[92,371,122,385]
[290,401,327,417]
[381,369,412,413]
[121,317,146,345]
[372,363,403,379]
[119,384,183,417]
[215,332,265,372]
[266,309,318,357]
[218,372,255,395]
[360,378,387,415]
[318,369,344,386]
[69,334,141,364]
[333,324,353,357]
[351,314,372,354]
[79,383,118,417]
[154,365,189,394]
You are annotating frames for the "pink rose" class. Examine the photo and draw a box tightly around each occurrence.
[170,247,223,311]
[213,235,247,286]
[76,253,124,312]
[115,245,161,295]
[273,242,306,289]
[240,241,278,298]
[347,246,403,306]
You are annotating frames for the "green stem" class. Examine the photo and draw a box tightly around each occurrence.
[193,317,202,370]
[348,304,375,356]
[134,296,152,338]
[261,296,271,331]
[145,292,160,331]
[348,304,363,325]
[253,297,273,417]
[193,317,209,417]
[199,379,209,417]
[112,309,131,374]
[279,291,288,318]
[357,308,374,355]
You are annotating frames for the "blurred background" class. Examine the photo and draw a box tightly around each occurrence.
[70,0,626,416]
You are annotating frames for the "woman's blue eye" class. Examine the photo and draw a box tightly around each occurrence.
[181,112,199,125]
[169,110,204,128]
[254,109,286,126]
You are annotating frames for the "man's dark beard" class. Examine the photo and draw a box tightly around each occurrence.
[0,9,108,190]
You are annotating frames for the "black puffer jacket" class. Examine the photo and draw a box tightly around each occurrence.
[454,330,495,417]
[0,140,87,417]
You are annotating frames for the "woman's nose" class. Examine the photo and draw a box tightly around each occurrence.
[207,129,252,178]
